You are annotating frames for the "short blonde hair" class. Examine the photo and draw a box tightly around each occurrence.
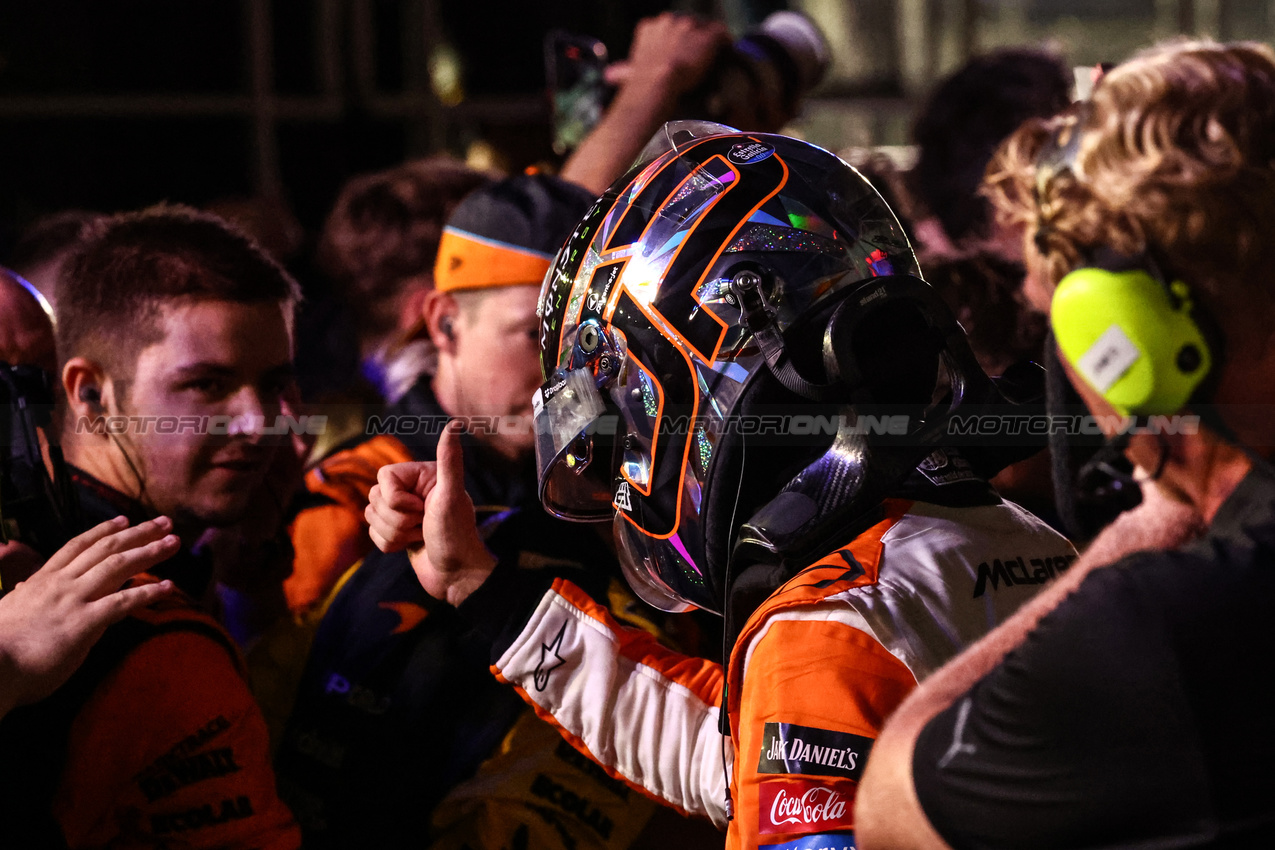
[985,39,1275,354]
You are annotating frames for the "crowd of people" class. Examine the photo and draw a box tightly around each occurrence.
[2,13,1273,850]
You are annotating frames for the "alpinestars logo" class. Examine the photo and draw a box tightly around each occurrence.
[614,481,633,511]
[533,621,568,691]
[759,778,853,834]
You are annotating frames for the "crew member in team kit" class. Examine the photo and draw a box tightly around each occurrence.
[0,206,301,849]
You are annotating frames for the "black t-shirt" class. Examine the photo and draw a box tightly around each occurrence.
[912,463,1275,849]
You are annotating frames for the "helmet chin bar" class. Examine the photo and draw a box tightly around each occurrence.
[615,512,699,614]
[714,273,1047,653]
[732,414,927,579]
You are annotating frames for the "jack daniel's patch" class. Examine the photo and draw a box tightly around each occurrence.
[757,722,873,780]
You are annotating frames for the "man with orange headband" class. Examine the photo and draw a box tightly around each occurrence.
[280,172,569,617]
[275,175,677,850]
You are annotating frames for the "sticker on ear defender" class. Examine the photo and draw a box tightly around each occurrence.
[1076,324,1142,393]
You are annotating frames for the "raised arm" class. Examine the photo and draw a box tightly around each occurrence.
[366,423,731,824]
[559,13,730,195]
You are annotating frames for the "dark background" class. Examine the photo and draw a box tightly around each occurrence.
[0,0,722,251]
[1,0,1261,256]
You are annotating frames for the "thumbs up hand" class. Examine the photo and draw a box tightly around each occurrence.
[366,422,497,605]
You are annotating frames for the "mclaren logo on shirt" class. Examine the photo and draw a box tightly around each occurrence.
[757,722,872,781]
[972,554,1075,598]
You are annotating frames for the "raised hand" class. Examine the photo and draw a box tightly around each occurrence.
[561,13,731,195]
[366,423,497,605]
[0,516,179,717]
[604,13,730,96]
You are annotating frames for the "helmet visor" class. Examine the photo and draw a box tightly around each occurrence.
[535,313,637,521]
[533,363,615,520]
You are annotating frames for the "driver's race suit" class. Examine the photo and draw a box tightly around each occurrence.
[459,493,1074,850]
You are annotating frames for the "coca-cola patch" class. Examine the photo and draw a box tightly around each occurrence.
[758,777,856,835]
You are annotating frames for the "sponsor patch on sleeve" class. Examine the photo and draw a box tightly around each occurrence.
[760,833,857,850]
[758,776,856,835]
[757,722,872,780]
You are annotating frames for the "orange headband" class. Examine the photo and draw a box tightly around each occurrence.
[434,227,554,292]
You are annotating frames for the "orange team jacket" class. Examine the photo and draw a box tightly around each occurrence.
[484,498,1075,850]
[285,434,415,616]
[51,586,300,849]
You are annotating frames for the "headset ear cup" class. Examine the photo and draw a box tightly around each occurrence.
[1051,267,1213,416]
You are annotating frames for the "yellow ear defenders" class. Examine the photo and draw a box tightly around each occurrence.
[1051,262,1213,417]
[1034,107,1216,417]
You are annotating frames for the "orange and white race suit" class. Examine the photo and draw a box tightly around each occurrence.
[470,497,1074,850]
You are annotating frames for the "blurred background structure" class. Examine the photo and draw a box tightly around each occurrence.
[2,0,1273,247]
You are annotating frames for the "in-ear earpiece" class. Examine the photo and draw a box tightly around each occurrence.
[439,316,456,342]
[79,386,102,406]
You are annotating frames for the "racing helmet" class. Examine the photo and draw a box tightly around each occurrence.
[534,122,995,615]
